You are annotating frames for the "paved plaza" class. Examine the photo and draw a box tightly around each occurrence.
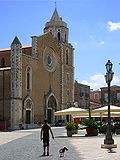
[0,127,120,160]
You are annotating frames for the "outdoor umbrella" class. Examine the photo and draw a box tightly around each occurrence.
[54,107,89,116]
[101,112,120,117]
[92,105,120,113]
[91,105,120,117]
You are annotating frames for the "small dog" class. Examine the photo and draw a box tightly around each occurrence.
[59,147,68,157]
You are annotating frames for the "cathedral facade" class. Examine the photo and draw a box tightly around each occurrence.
[0,9,74,129]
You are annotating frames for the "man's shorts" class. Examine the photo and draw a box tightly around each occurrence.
[43,140,49,147]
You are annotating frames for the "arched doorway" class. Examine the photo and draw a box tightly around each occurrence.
[23,96,34,124]
[47,95,57,124]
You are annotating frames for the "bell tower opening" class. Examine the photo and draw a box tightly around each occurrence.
[58,31,60,40]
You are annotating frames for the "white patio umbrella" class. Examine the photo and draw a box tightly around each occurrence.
[71,106,120,118]
[91,105,120,117]
[101,112,120,117]
[92,105,120,113]
[54,107,89,116]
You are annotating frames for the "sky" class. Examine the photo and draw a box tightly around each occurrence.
[0,0,120,90]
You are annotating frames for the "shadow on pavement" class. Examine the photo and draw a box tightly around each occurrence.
[55,135,85,138]
[107,148,116,153]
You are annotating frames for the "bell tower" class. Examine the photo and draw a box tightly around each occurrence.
[43,8,74,110]
[44,8,69,43]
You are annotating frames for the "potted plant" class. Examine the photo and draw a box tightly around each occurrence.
[82,119,98,136]
[65,121,75,137]
[74,123,79,134]
[114,123,120,135]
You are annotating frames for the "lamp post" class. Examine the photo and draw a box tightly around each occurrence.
[102,60,117,148]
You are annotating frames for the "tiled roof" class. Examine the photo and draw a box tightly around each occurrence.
[0,45,32,52]
[0,48,11,51]
[0,67,11,71]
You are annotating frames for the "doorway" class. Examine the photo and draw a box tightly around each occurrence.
[47,108,52,124]
[47,95,57,124]
[26,110,31,124]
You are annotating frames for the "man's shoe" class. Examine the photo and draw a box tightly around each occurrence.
[42,152,45,156]
[47,152,49,156]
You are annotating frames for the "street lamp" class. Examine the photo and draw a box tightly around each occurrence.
[102,60,117,148]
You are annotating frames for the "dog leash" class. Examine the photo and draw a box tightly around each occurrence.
[52,138,62,147]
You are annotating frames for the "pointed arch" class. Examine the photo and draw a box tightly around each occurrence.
[45,92,58,124]
[46,92,58,109]
[23,96,34,124]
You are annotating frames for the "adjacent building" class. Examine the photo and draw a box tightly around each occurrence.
[90,89,101,109]
[101,85,120,107]
[74,80,90,109]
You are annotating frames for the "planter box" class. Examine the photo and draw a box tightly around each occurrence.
[74,129,78,134]
[86,127,98,136]
[0,121,6,129]
[115,129,120,135]
[67,130,73,137]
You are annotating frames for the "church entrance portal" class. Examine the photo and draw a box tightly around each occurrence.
[47,95,57,124]
[23,96,33,125]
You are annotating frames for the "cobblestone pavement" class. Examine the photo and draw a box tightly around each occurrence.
[0,127,120,160]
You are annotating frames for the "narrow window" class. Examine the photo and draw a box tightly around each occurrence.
[27,67,31,90]
[66,49,69,65]
[67,89,70,96]
[50,29,52,35]
[117,93,120,100]
[65,33,66,42]
[58,32,60,40]
[94,93,98,99]
[65,31,67,42]
[66,73,70,83]
[1,58,5,67]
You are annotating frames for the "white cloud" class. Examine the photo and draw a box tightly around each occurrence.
[89,35,104,46]
[112,75,120,84]
[98,41,104,46]
[74,42,78,45]
[107,21,120,32]
[80,73,120,90]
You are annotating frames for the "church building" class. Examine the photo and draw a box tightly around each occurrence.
[0,8,74,129]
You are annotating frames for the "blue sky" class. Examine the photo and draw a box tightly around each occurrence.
[1,0,120,90]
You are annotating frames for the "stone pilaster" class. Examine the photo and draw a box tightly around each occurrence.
[10,36,22,129]
[31,36,38,57]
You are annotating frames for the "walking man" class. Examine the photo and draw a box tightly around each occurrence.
[40,119,54,156]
